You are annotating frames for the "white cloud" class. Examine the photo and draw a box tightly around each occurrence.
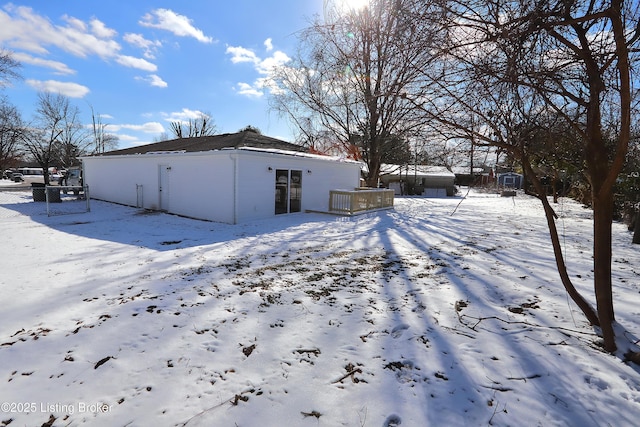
[264,38,273,52]
[225,46,258,64]
[116,55,158,72]
[50,11,121,59]
[147,74,168,88]
[163,108,209,122]
[0,5,161,79]
[235,82,263,98]
[140,9,213,43]
[13,52,75,75]
[111,133,156,149]
[257,51,291,74]
[26,79,90,98]
[226,45,290,75]
[61,15,86,32]
[226,44,291,98]
[110,122,165,134]
[90,18,117,39]
[116,134,139,142]
[124,33,162,59]
[135,74,168,88]
[256,76,285,95]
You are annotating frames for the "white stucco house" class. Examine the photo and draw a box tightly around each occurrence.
[80,131,362,224]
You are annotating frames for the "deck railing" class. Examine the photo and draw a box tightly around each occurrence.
[329,188,394,215]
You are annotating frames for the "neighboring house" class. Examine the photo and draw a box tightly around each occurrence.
[451,166,494,186]
[379,164,456,196]
[80,131,362,224]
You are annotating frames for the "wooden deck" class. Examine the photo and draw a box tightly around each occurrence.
[327,188,394,215]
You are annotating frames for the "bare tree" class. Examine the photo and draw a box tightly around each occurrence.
[0,50,20,87]
[90,105,119,154]
[168,121,183,139]
[154,132,170,143]
[272,0,444,186]
[168,111,217,139]
[0,50,22,172]
[0,97,24,173]
[420,0,639,352]
[23,92,88,184]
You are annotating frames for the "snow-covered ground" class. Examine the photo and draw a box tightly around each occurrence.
[1,185,639,427]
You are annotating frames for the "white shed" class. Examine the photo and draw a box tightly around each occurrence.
[80,132,362,224]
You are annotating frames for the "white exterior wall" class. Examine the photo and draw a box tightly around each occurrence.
[82,156,154,207]
[82,149,361,224]
[160,154,235,222]
[234,151,361,223]
[83,152,236,223]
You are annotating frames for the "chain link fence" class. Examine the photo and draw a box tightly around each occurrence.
[0,184,90,219]
[0,187,41,219]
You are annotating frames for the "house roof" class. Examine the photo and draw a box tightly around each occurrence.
[97,131,308,156]
[380,164,455,178]
[451,166,486,175]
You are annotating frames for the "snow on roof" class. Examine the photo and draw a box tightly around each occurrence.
[229,146,362,164]
[379,164,455,177]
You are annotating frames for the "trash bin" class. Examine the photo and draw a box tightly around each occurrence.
[46,187,62,203]
[31,182,46,202]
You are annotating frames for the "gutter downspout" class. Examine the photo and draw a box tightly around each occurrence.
[230,152,238,224]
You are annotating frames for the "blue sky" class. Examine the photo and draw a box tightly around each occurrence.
[0,1,328,148]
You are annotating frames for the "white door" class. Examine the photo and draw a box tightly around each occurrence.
[159,165,170,211]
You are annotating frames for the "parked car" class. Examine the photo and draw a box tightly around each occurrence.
[11,172,24,182]
[14,167,45,184]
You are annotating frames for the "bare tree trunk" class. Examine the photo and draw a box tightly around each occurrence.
[523,161,600,326]
[633,208,640,244]
[366,161,381,187]
[592,192,616,351]
[366,142,382,187]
